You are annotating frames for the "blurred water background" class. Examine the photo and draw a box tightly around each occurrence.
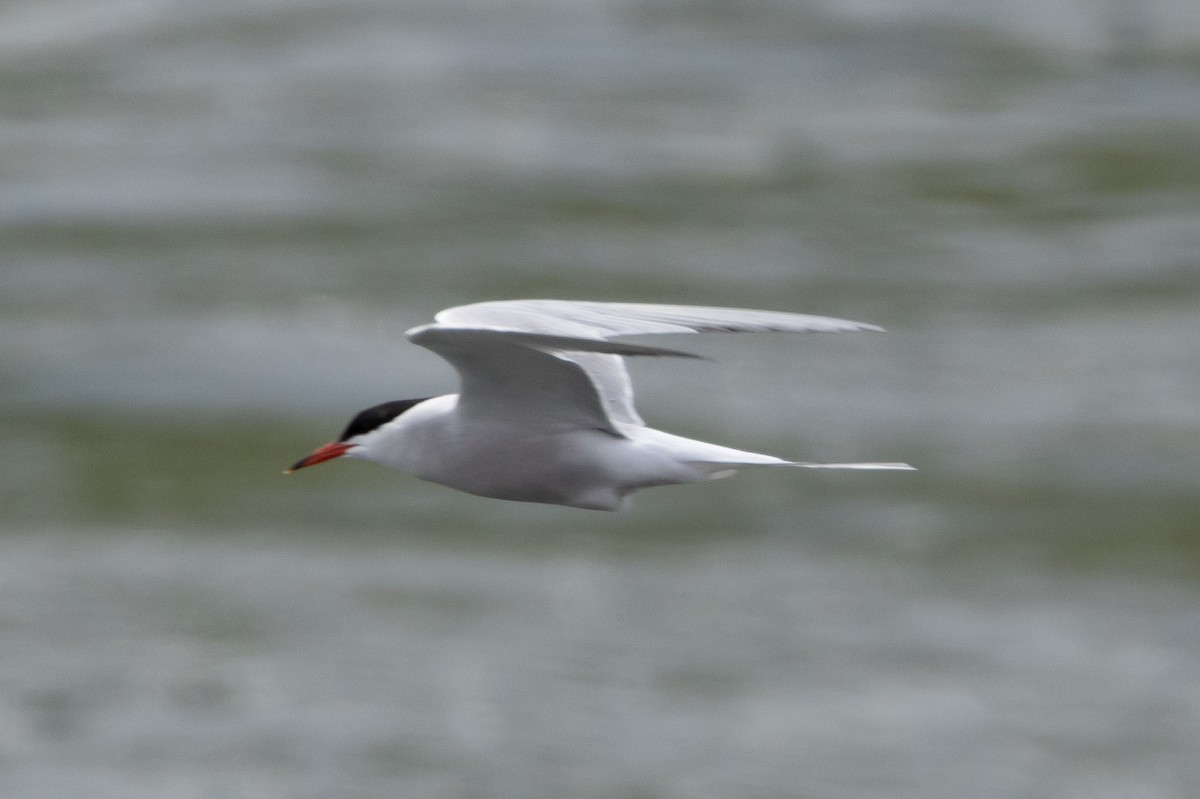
[3,0,1200,797]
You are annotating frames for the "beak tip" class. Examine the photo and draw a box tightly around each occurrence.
[284,441,351,474]
[284,457,310,473]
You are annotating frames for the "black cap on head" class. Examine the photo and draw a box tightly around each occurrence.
[338,398,431,441]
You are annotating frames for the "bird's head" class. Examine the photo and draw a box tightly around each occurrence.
[285,398,431,473]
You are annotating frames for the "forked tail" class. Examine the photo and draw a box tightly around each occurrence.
[692,459,914,479]
[790,462,915,470]
[640,429,915,474]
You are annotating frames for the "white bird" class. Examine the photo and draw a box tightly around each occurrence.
[286,299,913,510]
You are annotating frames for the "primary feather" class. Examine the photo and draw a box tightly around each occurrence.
[422,300,883,427]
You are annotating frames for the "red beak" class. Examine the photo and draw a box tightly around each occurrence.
[285,441,353,473]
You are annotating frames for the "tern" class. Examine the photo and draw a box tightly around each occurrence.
[286,299,913,510]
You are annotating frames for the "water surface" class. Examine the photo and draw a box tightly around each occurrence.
[2,0,1199,796]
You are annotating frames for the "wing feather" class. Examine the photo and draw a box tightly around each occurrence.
[435,299,884,336]
[406,326,621,432]
[412,300,886,429]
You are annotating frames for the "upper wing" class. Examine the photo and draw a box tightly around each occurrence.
[405,326,699,433]
[425,300,885,426]
[435,299,884,337]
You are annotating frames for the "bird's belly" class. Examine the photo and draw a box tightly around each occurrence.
[414,425,701,510]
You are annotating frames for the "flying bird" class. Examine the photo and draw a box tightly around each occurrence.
[286,299,913,510]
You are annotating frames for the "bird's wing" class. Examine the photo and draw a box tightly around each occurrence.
[425,300,884,426]
[405,326,698,433]
[435,300,885,337]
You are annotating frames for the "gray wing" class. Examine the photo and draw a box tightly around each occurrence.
[405,326,698,433]
[434,299,884,336]
[427,300,885,426]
